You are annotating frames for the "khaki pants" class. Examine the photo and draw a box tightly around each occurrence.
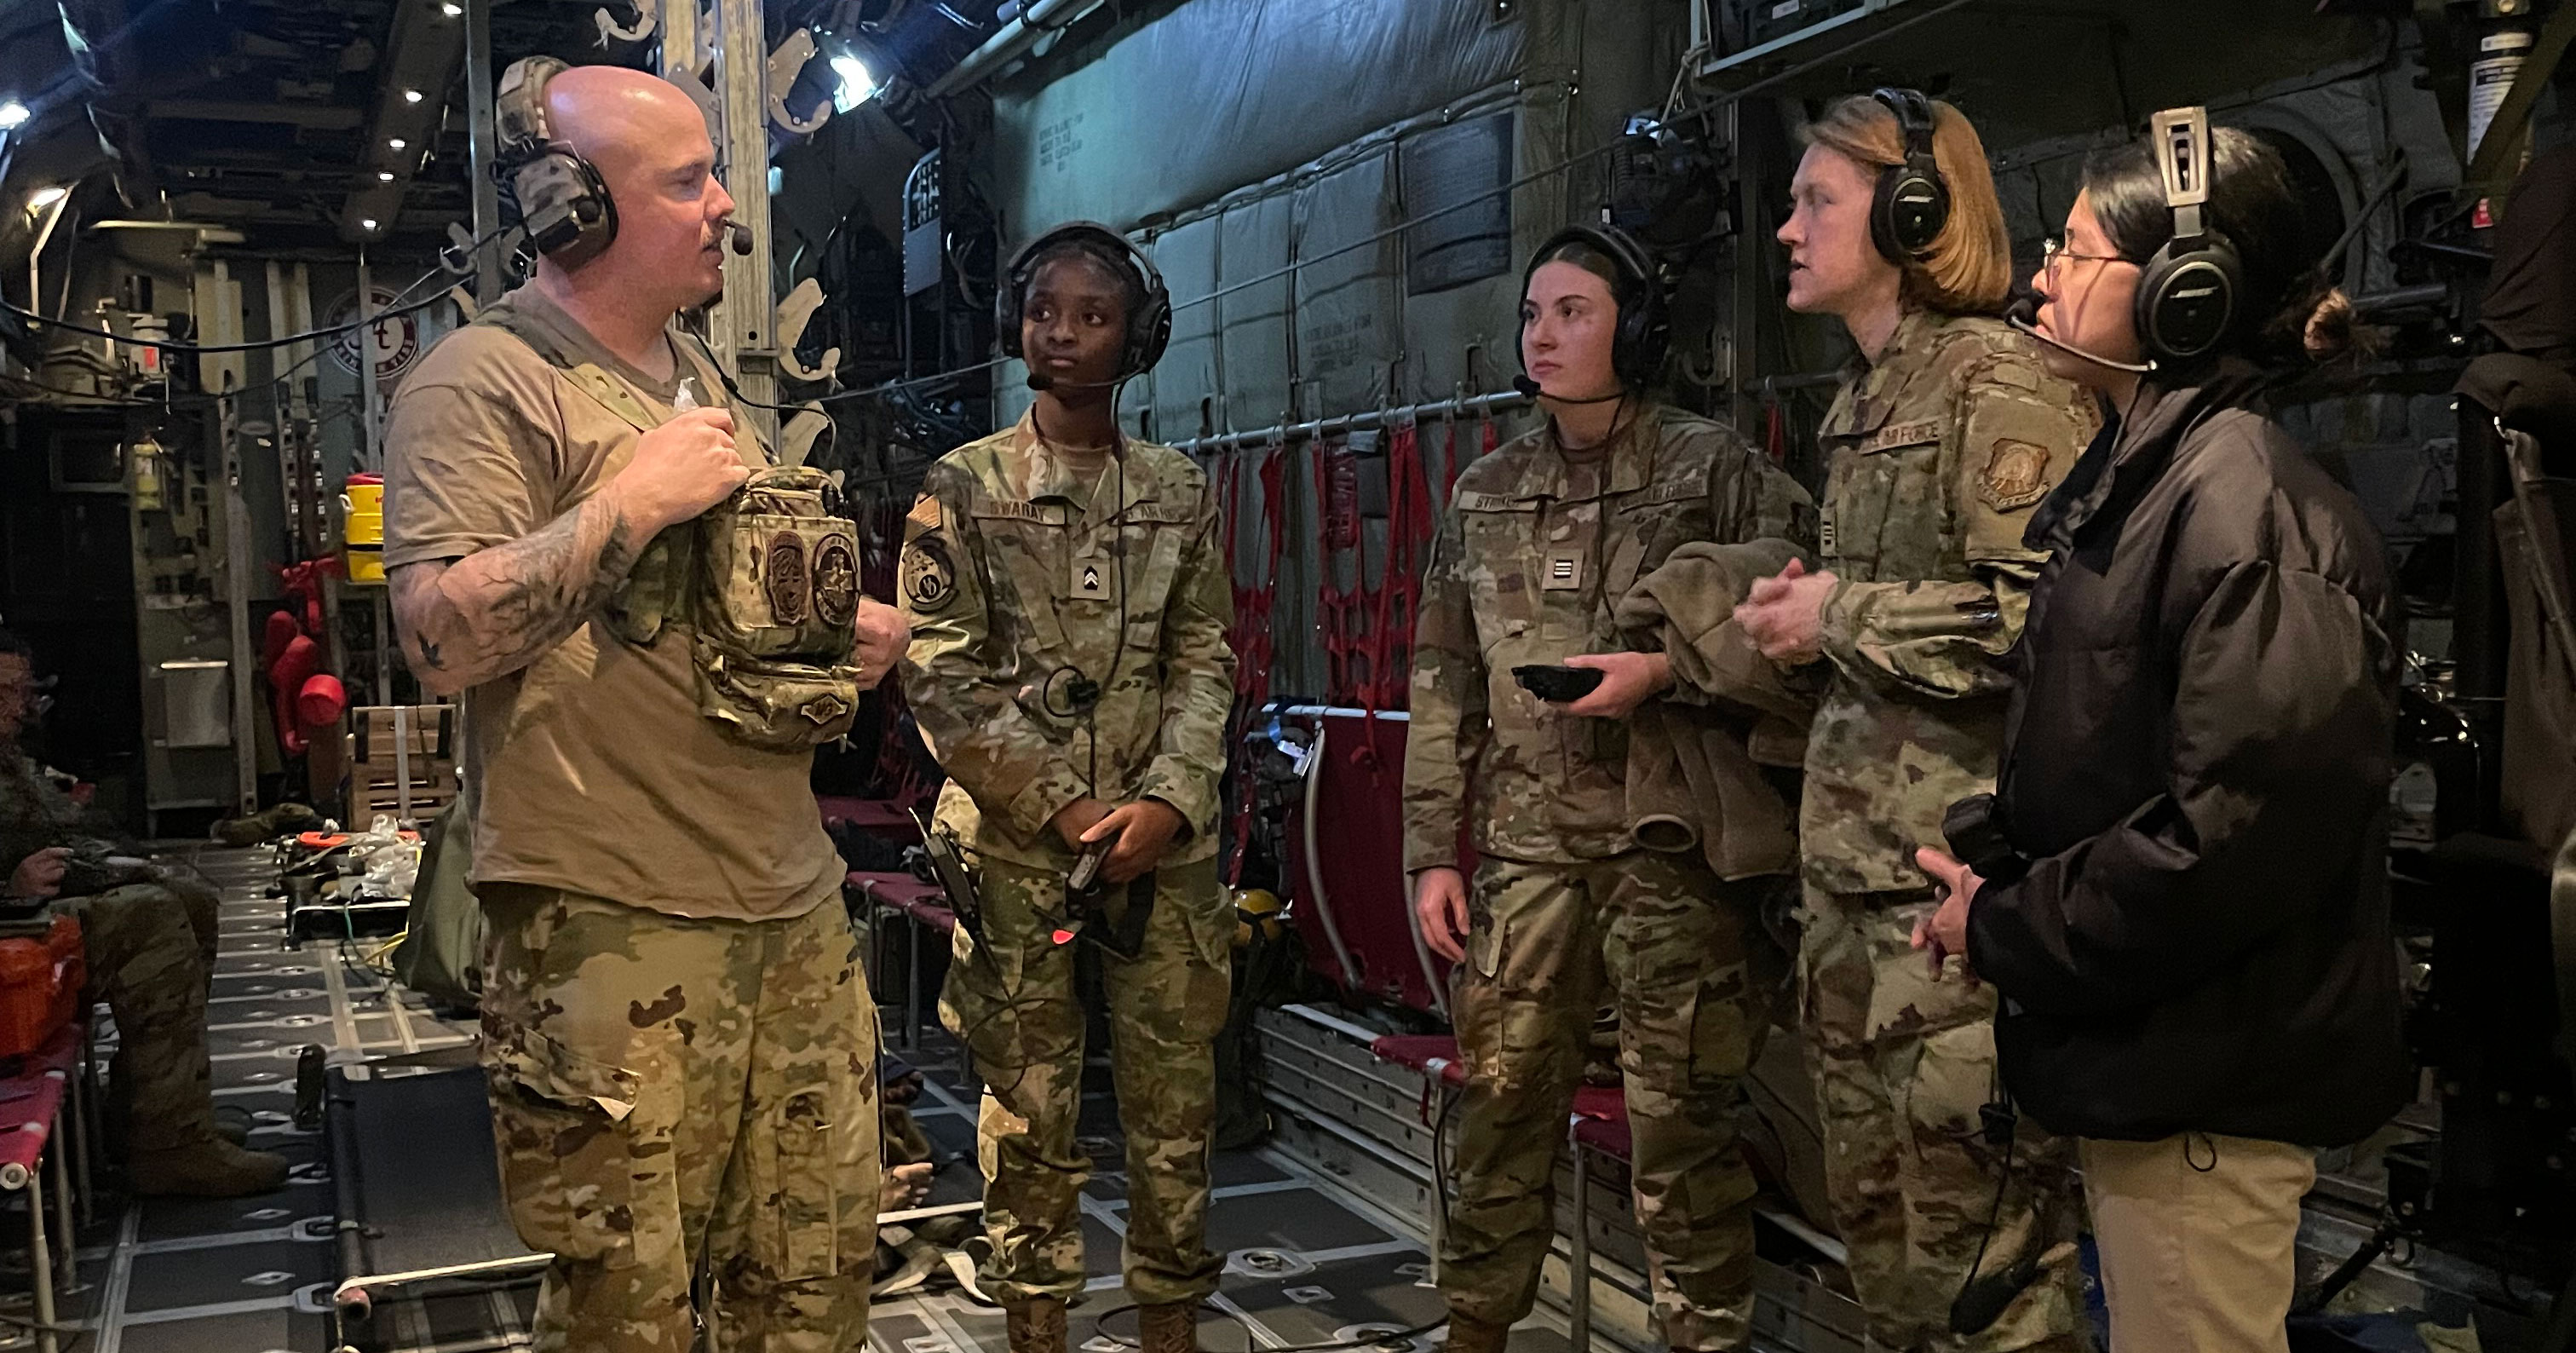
[2081,1133,2316,1353]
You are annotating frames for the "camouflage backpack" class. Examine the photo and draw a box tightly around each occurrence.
[474,300,864,751]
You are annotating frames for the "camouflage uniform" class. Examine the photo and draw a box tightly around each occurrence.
[479,883,883,1353]
[0,753,226,1155]
[897,412,1236,1309]
[1797,308,2099,1353]
[1402,406,1812,1351]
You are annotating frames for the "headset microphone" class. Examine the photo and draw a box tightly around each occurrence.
[725,221,753,256]
[2005,291,2153,375]
[1025,371,1130,394]
[1512,374,1629,404]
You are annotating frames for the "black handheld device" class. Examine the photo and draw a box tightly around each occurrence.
[1513,664,1607,703]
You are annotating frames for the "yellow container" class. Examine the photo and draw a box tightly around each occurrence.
[342,480,386,549]
[345,544,386,584]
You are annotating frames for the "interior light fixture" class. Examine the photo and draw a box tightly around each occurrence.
[27,186,66,210]
[388,138,407,150]
[378,171,396,182]
[361,218,379,231]
[0,102,28,130]
[830,53,877,113]
[440,2,462,14]
[405,89,424,103]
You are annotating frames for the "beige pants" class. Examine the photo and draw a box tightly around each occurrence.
[2081,1133,2318,1353]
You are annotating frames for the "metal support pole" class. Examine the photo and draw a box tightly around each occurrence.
[905,915,923,1053]
[710,0,779,449]
[465,0,504,306]
[1566,1119,1590,1353]
[66,1058,90,1228]
[1729,100,1759,433]
[25,1167,57,1353]
[657,0,702,80]
[373,591,394,708]
[355,247,382,473]
[1170,388,1533,458]
[46,1108,74,1298]
[210,279,260,817]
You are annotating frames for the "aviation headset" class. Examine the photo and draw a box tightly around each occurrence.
[1868,87,1952,263]
[996,222,1174,383]
[1519,221,1671,391]
[495,57,621,268]
[2131,106,2243,366]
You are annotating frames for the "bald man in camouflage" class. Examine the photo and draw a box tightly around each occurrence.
[386,63,908,1352]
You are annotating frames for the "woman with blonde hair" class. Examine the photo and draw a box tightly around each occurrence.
[1721,89,2101,1351]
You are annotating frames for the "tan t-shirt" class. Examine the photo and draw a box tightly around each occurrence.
[381,286,841,921]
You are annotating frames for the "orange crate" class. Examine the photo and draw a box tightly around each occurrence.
[0,914,78,1058]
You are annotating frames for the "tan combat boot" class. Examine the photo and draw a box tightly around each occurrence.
[128,1138,290,1198]
[1137,1302,1200,1353]
[1006,1298,1067,1353]
[1444,1310,1511,1353]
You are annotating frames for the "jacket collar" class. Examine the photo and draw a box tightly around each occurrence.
[1514,402,1662,501]
[2026,357,2272,548]
[1864,305,1944,374]
[1006,409,1159,515]
[1826,306,1944,437]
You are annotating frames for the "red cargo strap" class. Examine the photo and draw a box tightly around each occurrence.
[1359,420,1437,766]
[1314,437,1370,710]
[1221,437,1291,885]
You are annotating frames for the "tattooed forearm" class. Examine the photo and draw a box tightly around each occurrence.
[390,489,651,696]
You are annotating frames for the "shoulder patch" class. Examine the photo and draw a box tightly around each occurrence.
[1978,440,2055,511]
[900,535,958,613]
[906,494,943,532]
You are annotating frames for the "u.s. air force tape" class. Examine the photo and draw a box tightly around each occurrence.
[901,536,958,613]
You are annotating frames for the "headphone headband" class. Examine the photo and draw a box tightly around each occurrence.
[1520,221,1670,390]
[495,56,568,163]
[2132,107,2240,366]
[1866,88,1952,262]
[996,221,1173,382]
[1874,87,1938,163]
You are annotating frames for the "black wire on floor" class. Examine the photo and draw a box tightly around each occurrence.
[1084,1302,1446,1353]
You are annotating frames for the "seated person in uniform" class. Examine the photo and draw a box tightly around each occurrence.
[0,628,290,1198]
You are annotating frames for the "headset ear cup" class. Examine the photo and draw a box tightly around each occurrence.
[2134,241,2240,364]
[1872,164,1950,262]
[996,273,1023,360]
[1866,87,1950,263]
[1130,291,1172,376]
[511,150,618,267]
[1619,285,1669,387]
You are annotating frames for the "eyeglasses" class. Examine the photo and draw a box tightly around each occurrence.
[2041,236,2126,281]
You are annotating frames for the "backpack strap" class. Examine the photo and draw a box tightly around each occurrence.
[472,299,702,645]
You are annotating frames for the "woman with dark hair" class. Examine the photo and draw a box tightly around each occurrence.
[1403,223,1810,1353]
[1914,110,2407,1353]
